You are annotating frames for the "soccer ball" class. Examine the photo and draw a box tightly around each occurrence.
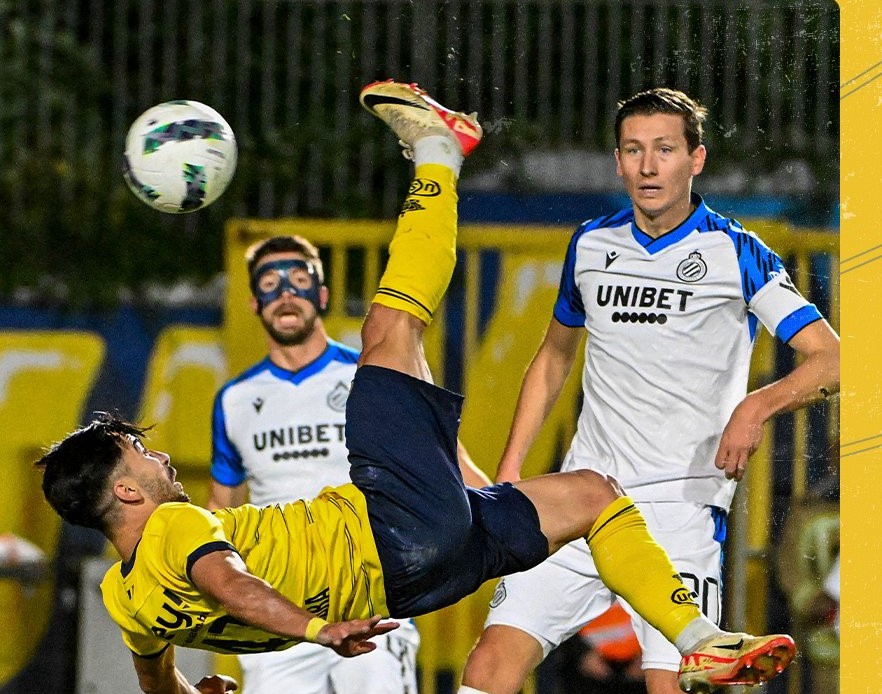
[123,100,237,214]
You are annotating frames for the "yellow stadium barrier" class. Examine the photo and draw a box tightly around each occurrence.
[137,325,228,507]
[0,330,105,687]
[224,217,838,693]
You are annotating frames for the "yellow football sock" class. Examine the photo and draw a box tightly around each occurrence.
[587,496,702,644]
[373,163,458,325]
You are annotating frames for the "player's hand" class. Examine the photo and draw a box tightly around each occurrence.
[314,615,400,657]
[194,674,238,692]
[714,395,767,481]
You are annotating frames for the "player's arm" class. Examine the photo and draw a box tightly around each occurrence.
[457,439,491,487]
[495,316,583,483]
[131,646,238,693]
[715,319,839,480]
[189,549,399,656]
[209,389,250,511]
[205,480,248,511]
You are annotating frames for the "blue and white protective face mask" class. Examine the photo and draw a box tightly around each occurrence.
[250,258,322,311]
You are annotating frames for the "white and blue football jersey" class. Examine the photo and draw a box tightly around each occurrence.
[211,340,359,506]
[554,195,822,509]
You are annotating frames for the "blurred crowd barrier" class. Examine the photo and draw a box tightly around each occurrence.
[0,332,104,685]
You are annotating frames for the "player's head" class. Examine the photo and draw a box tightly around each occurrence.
[613,88,708,227]
[614,88,707,153]
[246,235,329,346]
[37,413,188,533]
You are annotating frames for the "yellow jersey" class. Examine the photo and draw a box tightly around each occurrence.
[100,483,387,656]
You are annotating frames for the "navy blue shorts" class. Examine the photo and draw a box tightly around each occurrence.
[347,365,549,618]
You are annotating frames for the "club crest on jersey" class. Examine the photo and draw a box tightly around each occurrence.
[327,381,350,412]
[489,579,507,608]
[676,251,707,283]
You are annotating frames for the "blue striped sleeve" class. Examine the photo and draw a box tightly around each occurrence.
[210,387,246,486]
[552,223,588,327]
[725,224,786,304]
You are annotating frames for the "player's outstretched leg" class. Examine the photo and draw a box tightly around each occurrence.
[347,81,495,619]
[581,495,795,691]
[461,471,795,694]
[357,80,482,380]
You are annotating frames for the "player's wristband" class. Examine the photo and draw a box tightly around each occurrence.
[304,617,329,643]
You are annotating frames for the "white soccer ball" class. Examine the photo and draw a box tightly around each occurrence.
[123,100,237,214]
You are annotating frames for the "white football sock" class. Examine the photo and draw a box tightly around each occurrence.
[675,615,726,654]
[413,135,463,176]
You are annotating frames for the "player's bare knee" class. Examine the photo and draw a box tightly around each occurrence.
[461,638,498,683]
[568,469,621,512]
[360,304,426,371]
[361,304,406,351]
[603,473,626,496]
[462,626,540,693]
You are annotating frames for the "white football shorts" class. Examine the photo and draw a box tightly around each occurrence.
[483,501,724,672]
[239,621,419,694]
